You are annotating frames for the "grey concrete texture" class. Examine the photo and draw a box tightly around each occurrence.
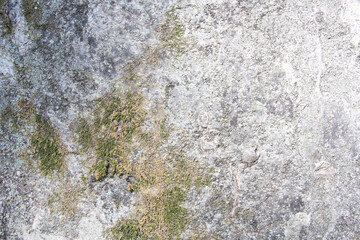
[1,0,360,239]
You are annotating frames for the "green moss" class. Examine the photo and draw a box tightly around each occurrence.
[92,159,108,181]
[92,137,118,181]
[76,118,93,151]
[127,183,139,192]
[1,99,35,132]
[47,181,83,219]
[106,220,146,240]
[0,99,65,177]
[91,90,211,239]
[167,155,193,189]
[126,63,136,82]
[96,137,116,158]
[94,93,144,134]
[21,0,42,29]
[163,187,188,237]
[0,106,13,122]
[139,133,150,141]
[108,186,189,239]
[86,93,145,180]
[75,7,207,236]
[31,114,64,176]
[105,151,208,239]
[1,106,19,131]
[0,0,13,35]
[85,89,206,239]
[160,116,169,140]
[160,6,187,57]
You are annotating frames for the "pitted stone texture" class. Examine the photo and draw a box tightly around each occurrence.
[158,0,360,238]
[2,0,360,239]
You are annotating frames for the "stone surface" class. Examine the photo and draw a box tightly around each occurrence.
[1,0,360,239]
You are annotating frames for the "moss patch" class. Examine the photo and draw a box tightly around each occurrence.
[77,6,206,239]
[106,152,207,239]
[0,0,13,35]
[1,99,66,177]
[76,117,93,151]
[78,92,145,181]
[163,187,188,236]
[48,180,83,219]
[75,89,209,239]
[118,6,188,85]
[106,220,146,240]
[1,106,18,131]
[100,107,208,239]
[1,99,35,132]
[31,114,64,176]
[21,0,43,29]
[160,6,187,57]
[159,116,169,140]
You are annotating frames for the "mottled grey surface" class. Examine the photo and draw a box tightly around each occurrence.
[2,0,360,239]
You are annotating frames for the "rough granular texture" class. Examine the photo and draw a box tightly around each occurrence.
[1,0,360,239]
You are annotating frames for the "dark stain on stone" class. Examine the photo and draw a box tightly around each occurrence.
[279,195,305,214]
[299,225,308,240]
[289,196,304,214]
[71,70,98,94]
[356,54,360,64]
[322,106,349,148]
[99,55,117,78]
[230,116,238,127]
[265,96,293,119]
[88,36,97,49]
[266,228,285,240]
[315,11,324,23]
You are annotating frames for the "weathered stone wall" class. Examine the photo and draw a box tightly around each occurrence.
[1,0,360,239]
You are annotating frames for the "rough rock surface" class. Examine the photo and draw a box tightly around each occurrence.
[1,0,360,239]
